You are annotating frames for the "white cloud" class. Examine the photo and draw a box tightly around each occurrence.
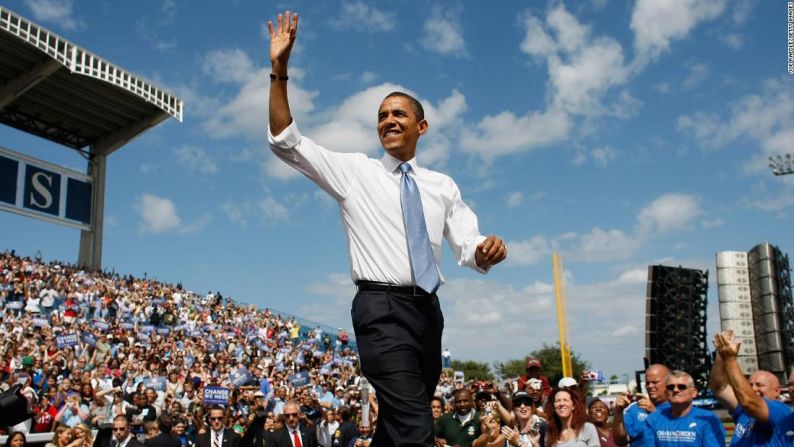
[175,145,218,174]
[506,192,524,209]
[731,0,758,24]
[136,194,181,234]
[682,62,709,89]
[612,325,639,337]
[654,82,672,94]
[460,108,572,158]
[23,0,81,30]
[331,1,395,32]
[631,0,726,66]
[360,71,377,83]
[259,196,289,221]
[222,195,290,226]
[637,193,702,234]
[507,192,704,265]
[677,78,794,171]
[202,49,316,141]
[507,235,552,266]
[592,146,618,167]
[421,7,468,57]
[723,33,744,49]
[520,15,557,58]
[565,228,641,262]
[202,49,256,84]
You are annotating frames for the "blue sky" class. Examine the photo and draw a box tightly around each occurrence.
[1,0,792,379]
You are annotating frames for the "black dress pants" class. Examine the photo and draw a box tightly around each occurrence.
[351,287,444,447]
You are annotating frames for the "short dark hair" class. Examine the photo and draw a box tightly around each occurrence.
[158,413,174,433]
[384,91,425,121]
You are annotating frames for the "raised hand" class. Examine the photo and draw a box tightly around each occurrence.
[267,11,299,72]
[714,329,741,358]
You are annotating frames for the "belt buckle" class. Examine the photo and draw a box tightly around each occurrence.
[411,285,424,297]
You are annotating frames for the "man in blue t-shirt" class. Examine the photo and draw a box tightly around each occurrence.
[709,330,791,447]
[613,364,670,447]
[644,371,725,447]
[772,412,794,447]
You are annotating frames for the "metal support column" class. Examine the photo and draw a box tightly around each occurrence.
[78,152,106,269]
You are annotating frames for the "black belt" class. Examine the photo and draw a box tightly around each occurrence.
[355,281,434,297]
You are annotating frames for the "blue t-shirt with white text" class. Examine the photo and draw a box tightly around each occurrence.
[624,402,671,447]
[644,405,725,447]
[730,398,791,447]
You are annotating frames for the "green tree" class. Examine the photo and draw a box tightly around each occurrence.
[494,343,591,390]
[451,359,493,382]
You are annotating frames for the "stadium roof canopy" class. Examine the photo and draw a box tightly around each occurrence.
[0,6,183,156]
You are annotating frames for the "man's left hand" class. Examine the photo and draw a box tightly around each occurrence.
[475,235,507,268]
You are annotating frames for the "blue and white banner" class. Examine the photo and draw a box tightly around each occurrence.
[32,317,50,327]
[94,321,109,331]
[120,322,134,330]
[288,371,311,388]
[203,386,230,405]
[0,146,92,230]
[141,325,155,333]
[82,333,96,347]
[156,328,170,336]
[56,332,79,348]
[143,376,167,391]
[229,367,252,387]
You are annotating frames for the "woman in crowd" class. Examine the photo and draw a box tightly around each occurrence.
[587,399,617,447]
[543,388,599,447]
[501,392,544,447]
[46,425,74,447]
[4,432,26,447]
[473,413,506,447]
[66,423,94,447]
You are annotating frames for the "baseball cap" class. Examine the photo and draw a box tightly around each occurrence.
[253,391,265,397]
[526,358,541,369]
[558,377,578,388]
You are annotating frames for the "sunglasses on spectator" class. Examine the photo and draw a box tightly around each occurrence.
[112,427,128,432]
[284,412,300,418]
[665,384,689,391]
[208,417,224,421]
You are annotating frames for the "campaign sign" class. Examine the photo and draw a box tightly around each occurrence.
[95,321,109,331]
[184,355,195,368]
[203,386,230,405]
[229,367,252,387]
[141,325,155,334]
[190,330,203,338]
[151,298,164,305]
[120,322,134,330]
[206,324,216,331]
[156,328,170,336]
[144,376,167,391]
[82,333,97,347]
[6,301,23,309]
[32,318,50,327]
[56,332,79,349]
[16,373,30,386]
[287,371,311,388]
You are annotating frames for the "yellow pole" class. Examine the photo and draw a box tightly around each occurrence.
[553,252,573,377]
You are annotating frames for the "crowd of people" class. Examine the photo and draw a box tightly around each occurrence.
[3,251,794,447]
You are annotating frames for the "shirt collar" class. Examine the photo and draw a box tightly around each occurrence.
[381,152,418,174]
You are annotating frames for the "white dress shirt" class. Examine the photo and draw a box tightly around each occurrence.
[269,121,487,287]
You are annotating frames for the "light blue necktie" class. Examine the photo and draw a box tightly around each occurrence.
[399,162,440,294]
